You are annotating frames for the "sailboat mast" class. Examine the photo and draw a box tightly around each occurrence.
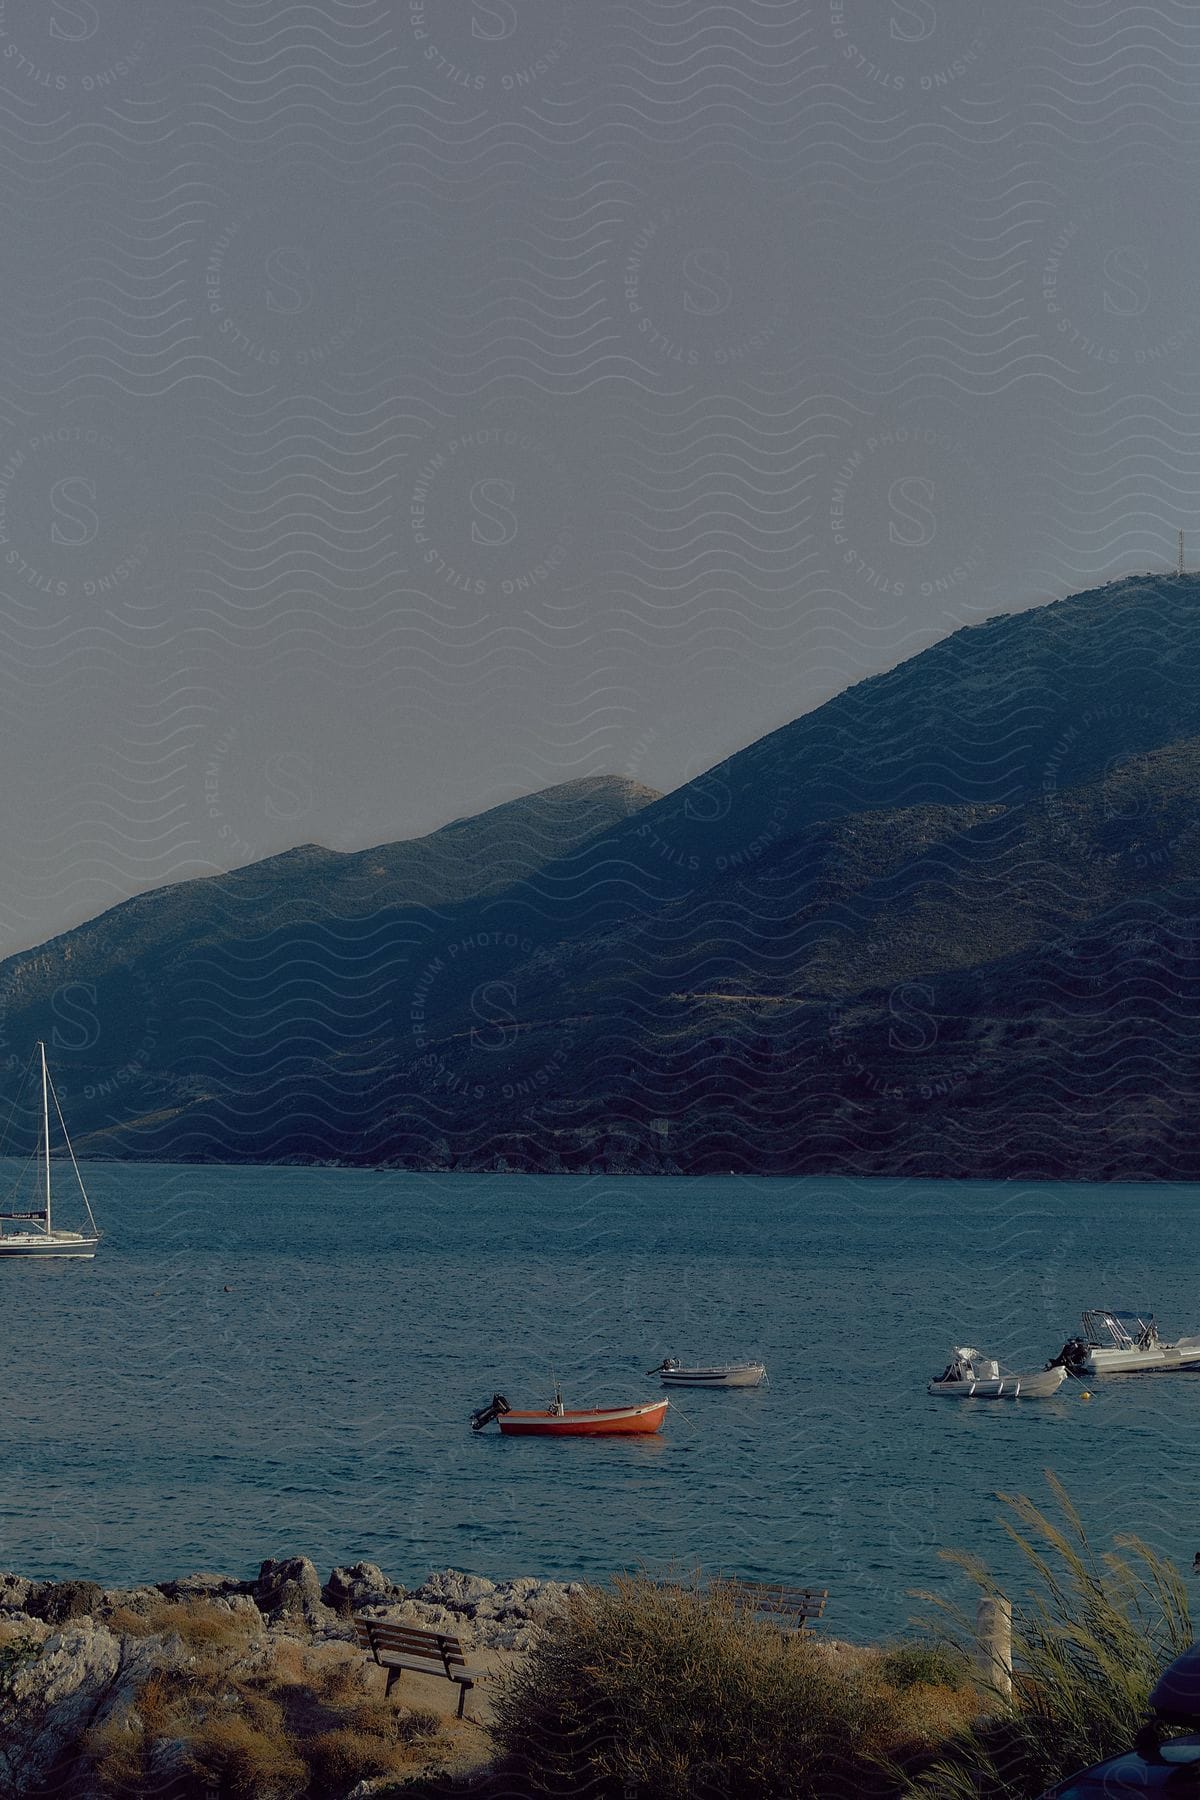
[40,1040,51,1234]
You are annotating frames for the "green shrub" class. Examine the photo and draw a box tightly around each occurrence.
[908,1474,1192,1800]
[490,1574,976,1800]
[879,1642,968,1693]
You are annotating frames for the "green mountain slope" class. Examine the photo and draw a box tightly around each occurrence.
[5,573,1200,1179]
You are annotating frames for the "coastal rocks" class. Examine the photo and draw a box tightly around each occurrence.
[412,1570,496,1611]
[322,1562,403,1614]
[1,1620,164,1793]
[0,1573,32,1615]
[255,1556,352,1642]
[25,1579,104,1626]
[363,1569,583,1651]
[255,1555,324,1618]
[0,1560,582,1655]
[220,1593,264,1624]
[98,1586,164,1619]
[527,1581,577,1626]
[157,1570,251,1603]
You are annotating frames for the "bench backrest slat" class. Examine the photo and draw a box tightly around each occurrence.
[711,1580,828,1619]
[354,1619,469,1667]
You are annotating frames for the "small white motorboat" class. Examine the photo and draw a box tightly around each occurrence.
[928,1347,1068,1400]
[1050,1310,1200,1377]
[648,1358,767,1389]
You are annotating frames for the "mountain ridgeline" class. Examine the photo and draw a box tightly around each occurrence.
[8,574,1200,1180]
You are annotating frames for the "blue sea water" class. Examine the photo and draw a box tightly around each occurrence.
[0,1165,1195,1640]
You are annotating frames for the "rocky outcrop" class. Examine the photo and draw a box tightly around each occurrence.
[254,1554,324,1617]
[0,1557,581,1667]
[24,1580,104,1627]
[0,1561,577,1648]
[156,1569,251,1603]
[253,1555,349,1640]
[0,1573,33,1616]
[322,1561,404,1614]
[362,1568,584,1653]
[1,1619,170,1794]
[0,1558,577,1794]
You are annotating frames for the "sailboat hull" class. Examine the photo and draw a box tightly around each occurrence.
[0,1233,98,1259]
[0,1045,102,1259]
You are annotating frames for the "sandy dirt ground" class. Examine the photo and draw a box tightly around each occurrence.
[360,1644,526,1783]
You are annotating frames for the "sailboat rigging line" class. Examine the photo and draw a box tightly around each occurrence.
[46,1067,100,1239]
[0,1143,40,1209]
[0,1052,42,1210]
[0,1049,37,1180]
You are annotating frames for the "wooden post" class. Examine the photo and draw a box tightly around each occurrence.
[976,1595,1012,1703]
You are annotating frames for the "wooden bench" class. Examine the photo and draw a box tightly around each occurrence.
[709,1579,829,1631]
[353,1617,483,1718]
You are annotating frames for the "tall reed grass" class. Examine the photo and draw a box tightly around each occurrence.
[908,1473,1192,1800]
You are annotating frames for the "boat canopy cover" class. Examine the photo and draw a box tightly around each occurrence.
[1082,1309,1156,1345]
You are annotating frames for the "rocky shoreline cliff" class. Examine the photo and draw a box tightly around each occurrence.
[0,1557,574,1797]
[0,1553,578,1654]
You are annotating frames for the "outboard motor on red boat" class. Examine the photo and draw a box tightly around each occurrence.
[470,1393,511,1432]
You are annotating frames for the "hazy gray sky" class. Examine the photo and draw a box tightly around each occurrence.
[1,0,1198,951]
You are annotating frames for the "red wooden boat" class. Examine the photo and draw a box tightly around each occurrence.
[471,1391,668,1437]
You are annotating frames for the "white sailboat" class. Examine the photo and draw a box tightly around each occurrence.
[0,1043,100,1259]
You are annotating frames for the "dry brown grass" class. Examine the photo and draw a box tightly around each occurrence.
[305,1715,442,1793]
[105,1597,261,1649]
[188,1711,309,1800]
[85,1629,447,1799]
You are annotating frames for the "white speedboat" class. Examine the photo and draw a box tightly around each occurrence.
[928,1347,1068,1400]
[0,1043,100,1260]
[1050,1310,1200,1377]
[647,1358,767,1389]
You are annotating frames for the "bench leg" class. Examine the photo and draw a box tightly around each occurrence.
[385,1667,404,1700]
[457,1681,469,1720]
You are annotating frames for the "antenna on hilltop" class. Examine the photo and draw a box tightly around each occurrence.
[1180,529,1186,577]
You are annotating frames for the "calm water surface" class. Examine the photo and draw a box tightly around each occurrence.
[0,1166,1193,1639]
